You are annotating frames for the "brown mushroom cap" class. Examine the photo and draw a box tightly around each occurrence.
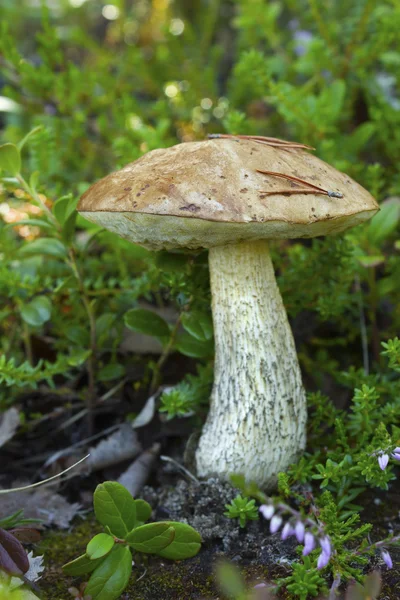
[78,139,379,250]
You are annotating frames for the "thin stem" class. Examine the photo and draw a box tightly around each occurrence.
[149,313,184,395]
[22,322,33,365]
[67,248,98,435]
[355,275,369,374]
[16,174,57,225]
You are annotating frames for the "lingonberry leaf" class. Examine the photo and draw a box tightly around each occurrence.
[0,527,29,575]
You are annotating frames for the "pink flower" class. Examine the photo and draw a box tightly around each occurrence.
[319,536,331,557]
[317,550,330,569]
[295,520,305,543]
[302,532,316,556]
[270,515,283,534]
[281,522,294,540]
[259,504,275,520]
[378,453,389,470]
[382,550,393,569]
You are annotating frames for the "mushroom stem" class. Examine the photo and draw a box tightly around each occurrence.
[195,240,307,490]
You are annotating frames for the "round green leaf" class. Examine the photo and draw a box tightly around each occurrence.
[20,296,52,327]
[181,311,213,341]
[98,363,126,382]
[87,533,115,560]
[94,482,136,539]
[85,545,132,600]
[155,522,202,560]
[133,499,152,524]
[124,308,170,340]
[126,523,175,554]
[0,143,21,176]
[175,332,214,358]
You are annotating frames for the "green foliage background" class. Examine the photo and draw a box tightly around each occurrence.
[1,0,400,597]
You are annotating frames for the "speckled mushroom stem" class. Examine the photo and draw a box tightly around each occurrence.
[195,240,307,490]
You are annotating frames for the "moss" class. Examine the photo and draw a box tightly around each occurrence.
[37,516,101,600]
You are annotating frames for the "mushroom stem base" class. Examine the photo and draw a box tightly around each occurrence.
[195,240,307,490]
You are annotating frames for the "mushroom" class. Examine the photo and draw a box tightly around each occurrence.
[78,138,379,489]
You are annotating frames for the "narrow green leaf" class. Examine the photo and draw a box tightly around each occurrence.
[87,533,115,560]
[17,126,43,151]
[357,255,385,268]
[367,198,400,245]
[0,143,21,176]
[53,194,78,226]
[18,238,67,259]
[85,545,132,600]
[62,553,105,576]
[94,482,136,538]
[20,296,52,327]
[155,522,202,560]
[124,308,170,340]
[5,218,55,231]
[126,523,175,554]
[215,561,246,599]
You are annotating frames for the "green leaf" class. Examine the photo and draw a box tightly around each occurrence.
[175,332,214,358]
[5,218,55,231]
[53,194,78,226]
[357,255,385,268]
[17,126,43,151]
[18,238,67,259]
[84,545,132,600]
[181,311,213,341]
[93,482,136,538]
[87,533,115,560]
[124,308,170,340]
[367,198,400,245]
[20,296,52,327]
[126,523,175,554]
[155,522,202,560]
[215,561,246,599]
[133,499,152,524]
[0,143,21,176]
[98,363,126,382]
[155,251,188,271]
[62,553,105,576]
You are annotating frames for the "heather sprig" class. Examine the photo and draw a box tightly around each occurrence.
[224,495,259,528]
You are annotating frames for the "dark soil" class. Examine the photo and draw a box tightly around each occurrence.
[35,473,400,600]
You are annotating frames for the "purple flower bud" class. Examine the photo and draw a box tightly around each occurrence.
[319,536,331,557]
[259,504,275,520]
[281,522,294,540]
[295,520,305,543]
[317,550,330,569]
[382,550,393,569]
[393,447,400,454]
[302,532,316,556]
[392,452,400,461]
[254,583,267,589]
[378,453,389,470]
[270,515,283,534]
